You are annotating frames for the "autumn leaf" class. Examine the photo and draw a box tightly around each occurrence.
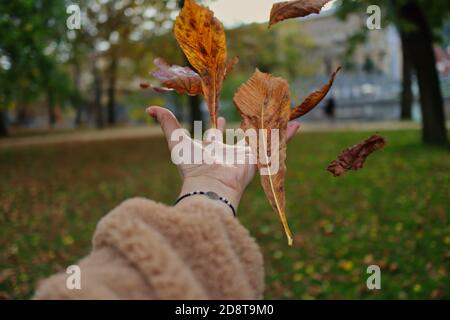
[174,0,227,128]
[151,58,203,96]
[139,82,150,89]
[225,55,239,79]
[269,0,332,27]
[327,134,386,177]
[290,66,341,120]
[233,69,293,245]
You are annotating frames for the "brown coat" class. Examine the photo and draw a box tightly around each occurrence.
[33,197,264,300]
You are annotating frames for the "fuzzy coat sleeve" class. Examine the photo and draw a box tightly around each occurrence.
[33,197,264,300]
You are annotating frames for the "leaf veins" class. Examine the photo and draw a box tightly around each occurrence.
[174,0,227,128]
[233,69,293,245]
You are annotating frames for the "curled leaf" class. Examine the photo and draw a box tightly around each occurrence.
[327,134,386,177]
[151,58,203,96]
[233,69,293,246]
[174,0,227,128]
[290,66,341,120]
[269,0,332,27]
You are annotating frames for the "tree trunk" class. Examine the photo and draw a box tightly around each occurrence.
[47,90,56,128]
[73,63,83,127]
[92,61,104,129]
[399,1,447,145]
[400,31,413,120]
[0,110,8,137]
[107,55,118,125]
[189,95,203,133]
[16,105,29,126]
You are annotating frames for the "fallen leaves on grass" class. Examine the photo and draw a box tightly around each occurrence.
[327,134,386,177]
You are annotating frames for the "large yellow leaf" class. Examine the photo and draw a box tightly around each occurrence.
[233,69,293,245]
[174,0,227,128]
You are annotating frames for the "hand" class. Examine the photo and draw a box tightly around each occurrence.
[147,106,300,214]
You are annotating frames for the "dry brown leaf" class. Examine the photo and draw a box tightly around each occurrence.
[225,55,239,79]
[290,66,341,120]
[139,81,178,94]
[151,58,203,96]
[140,82,150,89]
[269,0,332,27]
[233,69,293,245]
[327,134,386,177]
[174,0,227,128]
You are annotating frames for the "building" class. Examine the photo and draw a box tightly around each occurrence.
[297,8,402,80]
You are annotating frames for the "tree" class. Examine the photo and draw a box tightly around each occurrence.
[84,0,180,126]
[226,21,314,81]
[399,31,413,120]
[337,0,449,145]
[396,0,448,144]
[0,0,71,135]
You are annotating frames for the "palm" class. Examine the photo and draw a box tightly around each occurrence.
[180,138,257,194]
[147,106,299,197]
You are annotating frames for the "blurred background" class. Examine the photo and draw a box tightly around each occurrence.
[0,0,449,299]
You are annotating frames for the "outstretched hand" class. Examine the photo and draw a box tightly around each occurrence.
[147,106,300,213]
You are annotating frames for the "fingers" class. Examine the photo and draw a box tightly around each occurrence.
[217,117,226,133]
[287,121,300,142]
[147,106,184,150]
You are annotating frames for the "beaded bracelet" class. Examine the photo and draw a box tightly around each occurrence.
[175,191,236,217]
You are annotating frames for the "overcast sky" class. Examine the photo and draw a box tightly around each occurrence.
[208,0,336,26]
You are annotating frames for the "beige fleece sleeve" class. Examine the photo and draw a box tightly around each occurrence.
[34,197,264,300]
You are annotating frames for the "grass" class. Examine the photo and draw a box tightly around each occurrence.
[0,129,449,299]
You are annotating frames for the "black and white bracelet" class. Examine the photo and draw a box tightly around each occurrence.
[175,191,236,217]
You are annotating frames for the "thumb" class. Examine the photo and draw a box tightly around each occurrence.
[147,106,184,150]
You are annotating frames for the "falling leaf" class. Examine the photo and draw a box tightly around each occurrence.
[269,0,332,27]
[233,69,293,245]
[290,66,341,120]
[151,58,203,96]
[140,82,150,89]
[327,134,386,177]
[174,0,227,128]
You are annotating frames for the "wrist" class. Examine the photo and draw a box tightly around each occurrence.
[178,176,242,213]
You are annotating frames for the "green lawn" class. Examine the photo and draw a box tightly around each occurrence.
[0,129,449,299]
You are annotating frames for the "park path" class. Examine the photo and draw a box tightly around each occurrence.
[0,121,422,150]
